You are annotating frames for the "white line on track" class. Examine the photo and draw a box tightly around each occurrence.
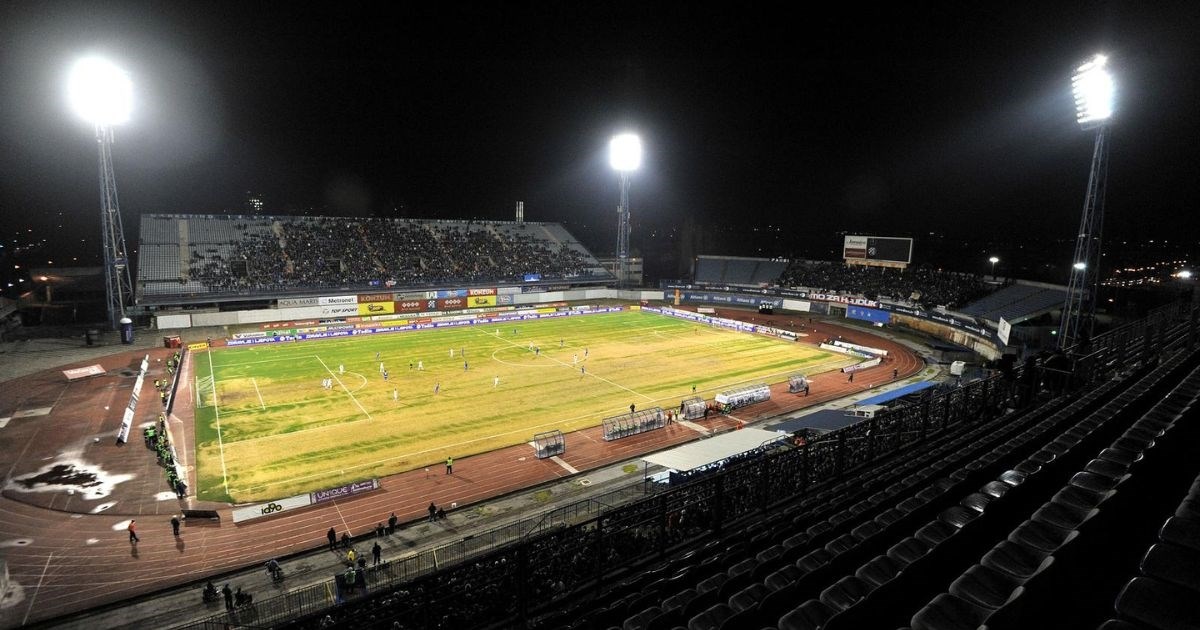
[480,329,653,401]
[550,456,579,474]
[315,355,373,421]
[23,551,53,626]
[208,350,230,495]
[251,377,266,410]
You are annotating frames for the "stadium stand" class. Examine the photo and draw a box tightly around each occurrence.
[157,299,1193,630]
[135,214,611,302]
[776,260,992,309]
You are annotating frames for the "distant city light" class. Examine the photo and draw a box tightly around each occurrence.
[1072,54,1114,127]
[67,57,133,126]
[609,133,642,172]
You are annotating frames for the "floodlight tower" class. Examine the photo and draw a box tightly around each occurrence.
[1059,54,1114,350]
[610,133,642,290]
[68,57,134,329]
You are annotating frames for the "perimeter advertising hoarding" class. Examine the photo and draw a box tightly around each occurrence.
[468,295,497,308]
[357,293,393,303]
[318,295,357,306]
[395,299,425,313]
[437,297,466,309]
[467,288,497,296]
[232,493,313,523]
[843,235,913,264]
[321,305,359,317]
[846,305,891,324]
[357,302,395,316]
[278,297,319,308]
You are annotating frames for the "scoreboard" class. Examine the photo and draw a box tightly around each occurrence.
[843,235,913,264]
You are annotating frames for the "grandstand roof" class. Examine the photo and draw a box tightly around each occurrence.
[855,380,937,406]
[641,428,785,472]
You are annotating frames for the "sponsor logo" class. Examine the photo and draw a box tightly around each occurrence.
[469,295,497,307]
[261,502,284,515]
[319,295,357,305]
[467,288,497,296]
[358,293,392,303]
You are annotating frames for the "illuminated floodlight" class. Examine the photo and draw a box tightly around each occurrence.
[988,257,1000,264]
[1072,54,1113,128]
[1177,270,1193,280]
[609,133,642,172]
[1073,262,1087,270]
[67,57,132,126]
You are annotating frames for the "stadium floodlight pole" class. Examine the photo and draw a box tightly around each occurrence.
[610,133,642,290]
[1059,54,1114,350]
[989,256,1000,278]
[68,57,134,330]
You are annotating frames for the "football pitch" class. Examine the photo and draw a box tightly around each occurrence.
[193,309,855,503]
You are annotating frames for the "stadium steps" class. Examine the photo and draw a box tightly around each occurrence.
[760,343,1198,630]
[807,346,1200,630]
[909,359,1200,630]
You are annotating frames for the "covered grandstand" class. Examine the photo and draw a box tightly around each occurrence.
[135,214,612,304]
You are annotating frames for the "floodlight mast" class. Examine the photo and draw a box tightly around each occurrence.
[610,134,642,290]
[69,58,134,330]
[1059,54,1113,350]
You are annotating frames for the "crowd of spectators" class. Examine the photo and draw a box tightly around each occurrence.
[775,260,992,309]
[179,217,600,296]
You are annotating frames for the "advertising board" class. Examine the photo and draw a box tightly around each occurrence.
[468,295,497,308]
[318,295,357,306]
[357,302,395,316]
[357,293,393,303]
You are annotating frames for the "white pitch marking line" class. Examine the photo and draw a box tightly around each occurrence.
[550,456,579,474]
[481,329,653,401]
[315,355,373,421]
[22,551,53,626]
[208,350,230,495]
[251,377,266,410]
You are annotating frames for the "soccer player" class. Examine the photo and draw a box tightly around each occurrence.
[463,361,468,371]
[339,364,345,374]
[418,360,424,371]
[573,353,578,365]
[393,389,398,401]
[493,376,500,388]
[434,382,440,395]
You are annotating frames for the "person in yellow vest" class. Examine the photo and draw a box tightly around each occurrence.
[445,456,453,475]
[347,548,357,566]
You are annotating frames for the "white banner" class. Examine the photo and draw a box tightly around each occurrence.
[997,317,1012,346]
[321,305,359,316]
[318,295,356,306]
[833,340,889,357]
[231,493,313,523]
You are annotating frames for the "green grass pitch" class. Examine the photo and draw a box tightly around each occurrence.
[192,309,853,503]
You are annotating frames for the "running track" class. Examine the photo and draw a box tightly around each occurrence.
[0,311,921,627]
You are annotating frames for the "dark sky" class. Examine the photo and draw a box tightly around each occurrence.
[1,1,1198,261]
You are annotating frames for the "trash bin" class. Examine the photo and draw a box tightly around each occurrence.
[119,318,134,345]
[85,329,99,346]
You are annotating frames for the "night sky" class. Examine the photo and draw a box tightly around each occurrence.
[1,2,1198,267]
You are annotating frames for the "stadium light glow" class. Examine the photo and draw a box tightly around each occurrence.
[67,57,133,126]
[1073,262,1087,270]
[1177,270,1193,280]
[1072,54,1113,128]
[988,256,1000,277]
[609,133,642,172]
